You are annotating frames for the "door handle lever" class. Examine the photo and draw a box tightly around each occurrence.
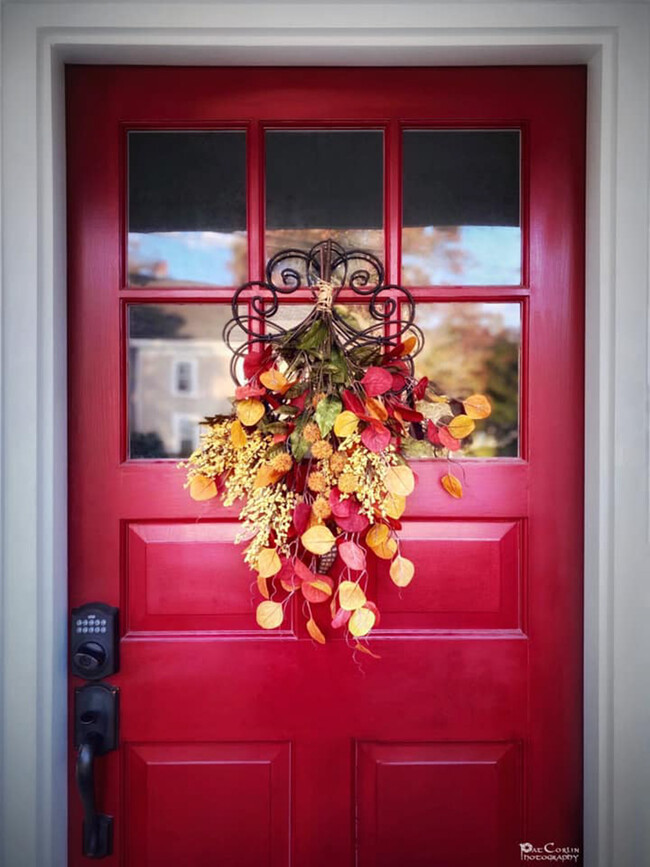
[76,739,112,858]
[74,683,118,858]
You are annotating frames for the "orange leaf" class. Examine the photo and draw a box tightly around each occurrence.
[365,397,388,421]
[333,411,359,438]
[354,641,382,660]
[349,606,376,637]
[301,525,336,555]
[400,335,417,356]
[383,492,406,520]
[366,523,389,550]
[384,464,415,497]
[257,547,282,578]
[339,580,367,611]
[257,573,270,599]
[462,393,492,420]
[253,464,284,489]
[236,398,265,426]
[441,472,463,499]
[255,600,284,629]
[373,538,398,560]
[260,368,289,393]
[230,419,247,449]
[189,474,217,501]
[389,556,415,588]
[306,617,326,645]
[301,578,334,603]
[447,414,476,439]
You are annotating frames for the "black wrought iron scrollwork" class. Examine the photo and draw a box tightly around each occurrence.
[224,239,423,387]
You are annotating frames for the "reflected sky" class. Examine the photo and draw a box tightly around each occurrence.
[128,231,246,286]
[402,225,521,286]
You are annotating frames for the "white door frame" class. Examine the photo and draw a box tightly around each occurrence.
[1,3,648,866]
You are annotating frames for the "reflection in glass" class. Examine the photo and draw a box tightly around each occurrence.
[128,131,247,287]
[272,302,381,337]
[265,130,383,264]
[128,305,238,459]
[414,303,520,457]
[402,131,521,286]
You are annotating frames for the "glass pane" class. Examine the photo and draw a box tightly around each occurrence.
[128,131,247,287]
[265,130,383,264]
[128,304,238,459]
[272,302,380,336]
[414,302,521,457]
[402,131,521,286]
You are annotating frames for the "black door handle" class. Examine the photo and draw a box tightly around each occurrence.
[76,739,112,858]
[74,684,118,858]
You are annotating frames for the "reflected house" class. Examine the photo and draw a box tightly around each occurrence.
[129,304,234,458]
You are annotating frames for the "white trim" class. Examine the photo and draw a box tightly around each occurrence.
[1,4,649,867]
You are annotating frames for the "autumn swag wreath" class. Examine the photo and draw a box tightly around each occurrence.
[181,241,491,653]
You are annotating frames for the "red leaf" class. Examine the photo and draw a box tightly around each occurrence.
[391,373,407,392]
[361,366,394,397]
[334,500,370,533]
[235,383,266,399]
[342,389,367,416]
[439,426,461,451]
[329,488,353,518]
[293,502,312,535]
[294,559,316,583]
[388,397,424,422]
[338,540,367,571]
[331,608,352,629]
[361,421,391,452]
[290,391,307,411]
[301,575,334,603]
[427,420,442,446]
[243,347,272,379]
[413,376,428,400]
[276,558,299,589]
[363,600,381,628]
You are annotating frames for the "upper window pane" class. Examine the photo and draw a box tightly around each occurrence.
[402,130,521,286]
[265,130,383,263]
[128,131,247,287]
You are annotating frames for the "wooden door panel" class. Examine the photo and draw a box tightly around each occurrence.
[125,742,291,867]
[67,66,585,866]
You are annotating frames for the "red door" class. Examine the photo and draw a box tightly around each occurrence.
[67,66,585,866]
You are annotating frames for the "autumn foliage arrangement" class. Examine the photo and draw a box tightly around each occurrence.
[182,242,491,652]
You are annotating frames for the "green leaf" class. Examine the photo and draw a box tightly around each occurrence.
[260,421,290,435]
[297,319,328,353]
[315,395,343,437]
[322,345,349,384]
[349,344,381,367]
[289,429,309,461]
[284,381,309,399]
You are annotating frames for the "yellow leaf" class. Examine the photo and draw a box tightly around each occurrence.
[260,368,289,393]
[366,523,389,550]
[354,641,382,660]
[257,547,282,578]
[189,474,217,501]
[373,538,398,560]
[383,492,406,520]
[349,607,376,637]
[256,600,284,629]
[307,578,333,598]
[253,464,284,489]
[301,525,336,555]
[463,393,492,420]
[390,556,415,588]
[230,419,247,449]
[339,580,367,611]
[257,573,270,599]
[447,414,476,439]
[384,464,415,497]
[441,473,463,499]
[236,398,265,426]
[306,617,326,645]
[333,411,359,438]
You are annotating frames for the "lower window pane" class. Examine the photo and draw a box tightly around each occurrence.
[413,302,521,457]
[128,304,237,459]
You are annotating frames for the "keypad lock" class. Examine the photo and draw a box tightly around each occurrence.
[71,603,119,680]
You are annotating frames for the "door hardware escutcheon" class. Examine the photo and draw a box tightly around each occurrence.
[74,682,119,858]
